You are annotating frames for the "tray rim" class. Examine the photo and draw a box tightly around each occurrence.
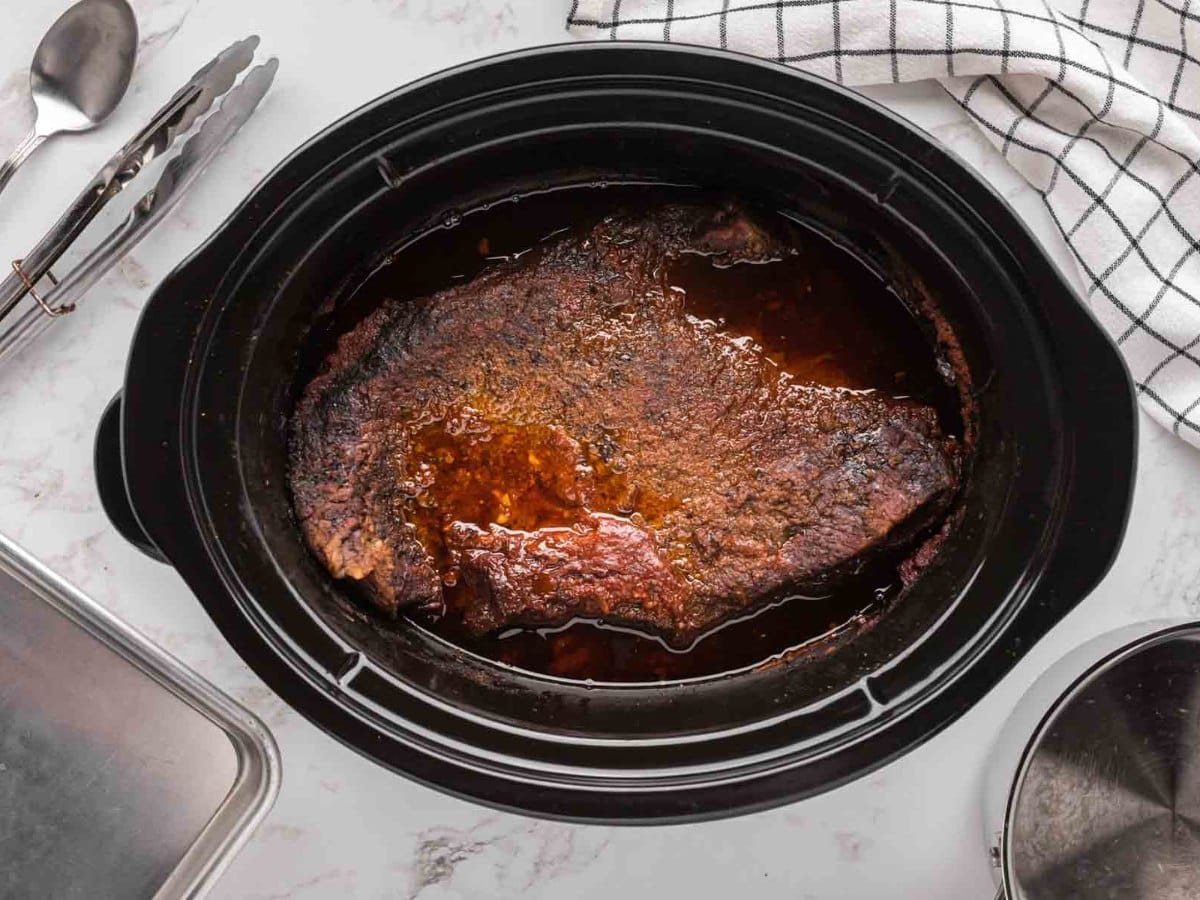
[0,532,281,900]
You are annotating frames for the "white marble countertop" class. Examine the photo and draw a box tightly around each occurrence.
[2,1,1200,898]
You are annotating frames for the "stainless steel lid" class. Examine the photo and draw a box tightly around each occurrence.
[1005,626,1200,899]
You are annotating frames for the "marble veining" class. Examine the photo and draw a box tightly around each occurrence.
[129,0,200,70]
[405,819,612,899]
[1,1,1198,898]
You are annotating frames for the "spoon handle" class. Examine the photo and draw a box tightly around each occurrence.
[0,130,46,199]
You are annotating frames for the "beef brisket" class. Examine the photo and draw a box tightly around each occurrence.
[287,203,959,646]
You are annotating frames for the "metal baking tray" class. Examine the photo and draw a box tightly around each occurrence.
[0,533,280,898]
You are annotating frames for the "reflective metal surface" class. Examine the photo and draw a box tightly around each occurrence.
[0,35,272,366]
[1005,626,1200,899]
[0,0,138,198]
[0,55,278,365]
[0,535,279,898]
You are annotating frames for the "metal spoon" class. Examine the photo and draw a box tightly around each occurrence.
[0,0,138,199]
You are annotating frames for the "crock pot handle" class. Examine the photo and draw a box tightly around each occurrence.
[94,392,169,562]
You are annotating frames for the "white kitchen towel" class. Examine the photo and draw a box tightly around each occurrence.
[567,0,1200,449]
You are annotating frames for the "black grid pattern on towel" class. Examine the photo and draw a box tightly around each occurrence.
[568,0,1200,442]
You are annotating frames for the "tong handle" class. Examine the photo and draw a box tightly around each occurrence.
[0,161,126,322]
[0,58,277,367]
[0,36,260,325]
[0,83,207,324]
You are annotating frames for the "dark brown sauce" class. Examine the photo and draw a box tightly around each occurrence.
[341,185,959,683]
[403,414,678,535]
[668,253,950,411]
[397,412,684,615]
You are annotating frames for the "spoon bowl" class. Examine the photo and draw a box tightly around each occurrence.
[0,0,138,198]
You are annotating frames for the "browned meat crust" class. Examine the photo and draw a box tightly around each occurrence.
[288,204,960,646]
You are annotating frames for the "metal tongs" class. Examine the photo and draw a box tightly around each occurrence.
[0,36,278,365]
